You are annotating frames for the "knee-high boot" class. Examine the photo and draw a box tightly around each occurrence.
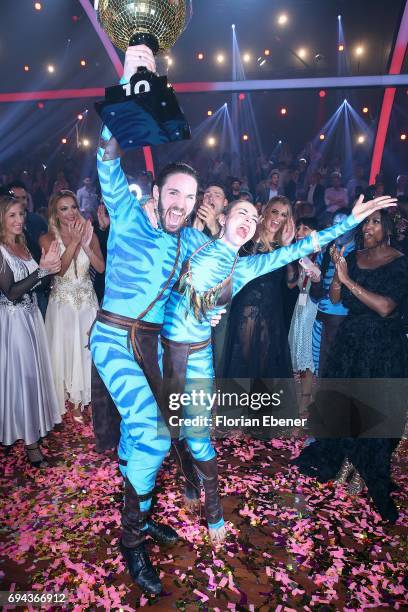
[172,439,201,503]
[120,477,162,595]
[192,457,224,528]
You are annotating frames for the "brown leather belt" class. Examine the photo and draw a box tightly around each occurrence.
[160,335,211,355]
[95,309,161,364]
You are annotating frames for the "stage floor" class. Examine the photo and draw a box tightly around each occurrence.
[1,414,407,611]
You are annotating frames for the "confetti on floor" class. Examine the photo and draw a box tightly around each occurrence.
[0,414,407,611]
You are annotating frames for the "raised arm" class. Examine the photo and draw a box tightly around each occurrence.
[233,195,397,295]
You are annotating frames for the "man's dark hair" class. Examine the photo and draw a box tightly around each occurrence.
[7,180,27,191]
[205,182,227,197]
[156,162,198,190]
[296,216,319,231]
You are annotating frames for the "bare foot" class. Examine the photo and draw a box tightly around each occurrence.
[209,524,227,544]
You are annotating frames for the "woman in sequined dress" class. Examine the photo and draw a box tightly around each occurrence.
[40,191,104,419]
[0,190,61,467]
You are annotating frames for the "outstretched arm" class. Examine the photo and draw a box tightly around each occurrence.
[233,195,397,295]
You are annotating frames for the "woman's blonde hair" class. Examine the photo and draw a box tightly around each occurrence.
[48,189,79,236]
[0,194,27,247]
[255,195,293,253]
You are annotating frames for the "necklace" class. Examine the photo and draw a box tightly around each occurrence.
[178,239,239,322]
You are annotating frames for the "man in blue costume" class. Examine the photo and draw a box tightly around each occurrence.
[90,46,207,595]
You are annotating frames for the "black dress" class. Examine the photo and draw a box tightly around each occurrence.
[223,248,292,379]
[294,252,408,522]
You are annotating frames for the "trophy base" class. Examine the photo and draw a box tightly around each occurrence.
[95,70,191,150]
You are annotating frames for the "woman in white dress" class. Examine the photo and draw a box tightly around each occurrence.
[0,190,61,467]
[288,217,321,410]
[40,190,104,419]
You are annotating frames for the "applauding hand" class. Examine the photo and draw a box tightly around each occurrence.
[39,240,61,275]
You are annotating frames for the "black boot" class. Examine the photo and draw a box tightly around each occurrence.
[121,478,162,595]
[192,457,223,527]
[145,519,178,545]
[172,439,201,504]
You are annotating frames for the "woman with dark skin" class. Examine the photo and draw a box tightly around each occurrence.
[294,210,408,522]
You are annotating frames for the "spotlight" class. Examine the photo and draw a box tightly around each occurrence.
[319,134,325,140]
[207,110,213,116]
[319,90,326,98]
[355,46,364,56]
[232,24,235,29]
[242,134,249,141]
[166,56,173,66]
[277,13,288,25]
[264,49,270,56]
[362,106,369,114]
[47,64,55,73]
[61,138,68,144]
[401,133,407,141]
[34,2,42,10]
[357,135,365,144]
[82,138,90,147]
[37,102,44,109]
[238,93,246,101]
[129,183,142,200]
[297,48,307,59]
[24,65,30,72]
[337,14,341,19]
[216,53,225,64]
[280,107,287,115]
[278,140,282,144]
[243,53,251,63]
[207,136,216,147]
[197,52,204,60]
[338,44,344,52]
[80,59,87,67]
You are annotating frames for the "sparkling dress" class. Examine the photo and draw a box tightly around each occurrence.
[288,269,318,373]
[0,245,60,445]
[45,234,98,415]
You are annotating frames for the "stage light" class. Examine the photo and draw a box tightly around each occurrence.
[166,56,173,66]
[258,57,267,66]
[72,15,79,22]
[232,24,235,29]
[242,134,249,141]
[355,46,364,56]
[362,106,369,114]
[338,14,341,19]
[82,139,90,147]
[278,140,282,144]
[319,90,326,98]
[47,64,55,73]
[319,134,325,140]
[24,65,30,72]
[401,133,407,141]
[207,110,213,116]
[207,136,216,147]
[129,183,142,200]
[34,2,42,10]
[197,52,204,60]
[77,114,84,120]
[297,48,307,59]
[61,138,68,144]
[37,102,44,109]
[357,135,365,144]
[277,13,288,25]
[338,44,344,52]
[216,54,225,64]
[80,59,87,67]
[264,49,270,56]
[280,107,287,115]
[243,53,251,63]
[239,93,246,101]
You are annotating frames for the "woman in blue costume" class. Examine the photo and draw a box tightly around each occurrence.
[159,194,397,544]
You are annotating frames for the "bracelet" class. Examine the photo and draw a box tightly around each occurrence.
[37,268,49,279]
[349,282,363,296]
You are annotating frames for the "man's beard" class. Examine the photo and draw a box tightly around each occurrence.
[157,195,190,234]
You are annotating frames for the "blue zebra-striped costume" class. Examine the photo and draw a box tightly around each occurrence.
[161,213,360,528]
[90,136,206,513]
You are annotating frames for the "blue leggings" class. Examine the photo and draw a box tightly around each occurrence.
[90,321,170,512]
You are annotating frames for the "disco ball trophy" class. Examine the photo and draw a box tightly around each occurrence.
[94,0,192,149]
